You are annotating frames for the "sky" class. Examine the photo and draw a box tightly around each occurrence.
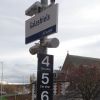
[0,0,100,83]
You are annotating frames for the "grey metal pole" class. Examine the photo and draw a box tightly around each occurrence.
[39,0,48,54]
[41,0,48,8]
[0,62,3,100]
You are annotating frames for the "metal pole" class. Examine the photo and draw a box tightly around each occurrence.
[39,0,48,54]
[0,62,3,100]
[41,0,48,8]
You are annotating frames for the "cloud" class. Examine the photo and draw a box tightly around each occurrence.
[57,0,100,41]
[0,61,37,83]
[49,34,100,67]
[63,34,100,49]
[80,4,100,21]
[0,0,100,83]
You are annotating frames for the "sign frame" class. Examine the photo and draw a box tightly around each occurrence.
[25,4,58,44]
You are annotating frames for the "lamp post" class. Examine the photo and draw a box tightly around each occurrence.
[0,62,3,100]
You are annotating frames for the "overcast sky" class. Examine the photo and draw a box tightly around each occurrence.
[0,0,100,83]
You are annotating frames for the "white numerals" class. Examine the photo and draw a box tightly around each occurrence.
[39,55,52,100]
[42,56,50,67]
[41,91,49,100]
[42,73,49,84]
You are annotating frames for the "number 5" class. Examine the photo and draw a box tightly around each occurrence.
[42,73,49,84]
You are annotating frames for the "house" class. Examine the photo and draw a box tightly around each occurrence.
[56,53,100,100]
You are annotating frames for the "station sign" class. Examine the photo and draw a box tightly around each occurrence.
[37,54,53,100]
[25,4,58,44]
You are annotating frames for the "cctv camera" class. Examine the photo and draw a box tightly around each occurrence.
[29,43,40,55]
[25,1,42,16]
[42,38,59,48]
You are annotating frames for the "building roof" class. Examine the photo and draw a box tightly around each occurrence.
[57,53,100,81]
[62,53,100,71]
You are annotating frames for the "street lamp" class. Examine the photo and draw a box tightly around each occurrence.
[0,62,3,100]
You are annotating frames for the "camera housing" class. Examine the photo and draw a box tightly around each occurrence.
[29,43,40,55]
[25,1,42,16]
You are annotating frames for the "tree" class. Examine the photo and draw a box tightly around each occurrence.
[0,96,7,100]
[65,65,100,100]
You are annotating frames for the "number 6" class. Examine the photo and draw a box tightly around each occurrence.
[41,91,49,100]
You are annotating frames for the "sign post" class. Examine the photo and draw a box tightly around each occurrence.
[25,1,59,100]
[37,54,53,100]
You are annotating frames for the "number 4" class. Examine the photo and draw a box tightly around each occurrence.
[42,56,50,67]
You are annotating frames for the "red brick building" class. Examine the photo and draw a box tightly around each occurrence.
[55,53,100,96]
